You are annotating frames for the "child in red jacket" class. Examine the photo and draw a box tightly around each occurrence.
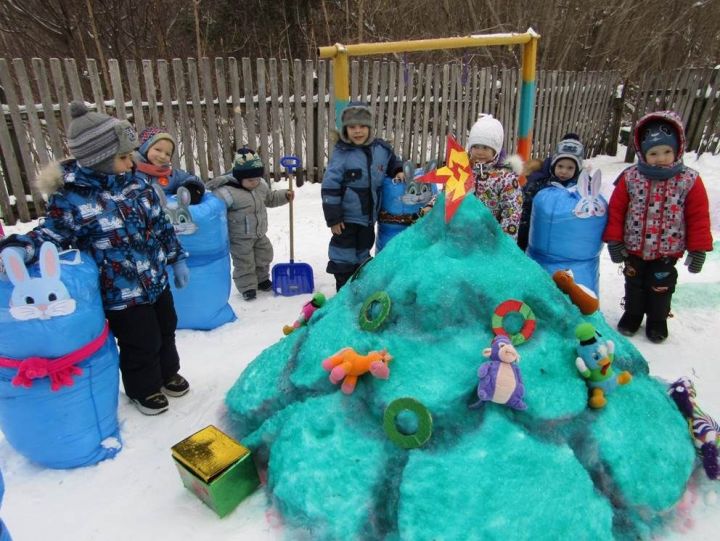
[603,110,713,343]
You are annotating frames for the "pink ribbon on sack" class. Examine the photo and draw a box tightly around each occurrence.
[0,321,110,391]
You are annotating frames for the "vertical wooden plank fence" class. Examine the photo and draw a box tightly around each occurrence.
[2,56,718,225]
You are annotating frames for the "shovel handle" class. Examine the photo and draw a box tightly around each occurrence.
[281,156,302,261]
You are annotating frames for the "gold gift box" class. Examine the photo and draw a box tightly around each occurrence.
[171,425,260,517]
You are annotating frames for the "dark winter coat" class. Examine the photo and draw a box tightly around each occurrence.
[321,138,403,227]
[0,160,186,310]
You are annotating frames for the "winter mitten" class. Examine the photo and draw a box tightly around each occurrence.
[685,251,706,274]
[0,246,28,279]
[172,259,190,289]
[183,179,206,205]
[607,241,628,264]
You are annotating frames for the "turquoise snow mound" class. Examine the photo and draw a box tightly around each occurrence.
[226,194,695,540]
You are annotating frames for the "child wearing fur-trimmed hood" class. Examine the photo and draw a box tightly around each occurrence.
[0,101,191,416]
[421,114,523,239]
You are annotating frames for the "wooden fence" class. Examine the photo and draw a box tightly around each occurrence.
[624,67,720,161]
[0,56,716,225]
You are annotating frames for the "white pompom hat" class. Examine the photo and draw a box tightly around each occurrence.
[466,114,504,156]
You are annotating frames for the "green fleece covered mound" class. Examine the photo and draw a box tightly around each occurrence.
[226,194,695,540]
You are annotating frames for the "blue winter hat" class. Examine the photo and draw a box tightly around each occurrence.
[640,120,679,157]
[551,136,584,173]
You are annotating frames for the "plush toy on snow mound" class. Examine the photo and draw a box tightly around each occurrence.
[158,187,236,330]
[376,160,438,252]
[575,322,632,408]
[0,243,121,469]
[668,377,720,480]
[527,169,607,295]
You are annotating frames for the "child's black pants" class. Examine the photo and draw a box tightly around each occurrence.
[105,287,180,399]
[623,255,678,322]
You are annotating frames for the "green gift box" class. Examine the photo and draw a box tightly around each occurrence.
[171,425,260,517]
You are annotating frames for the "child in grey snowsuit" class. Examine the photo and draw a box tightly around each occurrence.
[207,148,293,301]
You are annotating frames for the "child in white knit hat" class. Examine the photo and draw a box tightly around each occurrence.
[421,114,523,239]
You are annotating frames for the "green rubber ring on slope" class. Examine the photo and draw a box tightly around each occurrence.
[359,291,391,331]
[383,397,433,449]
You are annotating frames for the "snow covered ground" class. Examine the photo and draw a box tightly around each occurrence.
[0,147,718,540]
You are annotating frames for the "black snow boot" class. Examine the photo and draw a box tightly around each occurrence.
[334,272,353,292]
[617,312,644,336]
[646,319,669,343]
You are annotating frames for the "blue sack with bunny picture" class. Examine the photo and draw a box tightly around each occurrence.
[527,169,608,295]
[156,187,236,330]
[377,160,438,252]
[0,242,121,469]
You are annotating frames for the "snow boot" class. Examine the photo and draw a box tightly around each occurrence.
[646,319,669,343]
[617,312,644,336]
[132,392,169,415]
[162,373,190,397]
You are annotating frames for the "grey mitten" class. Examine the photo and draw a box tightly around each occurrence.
[685,251,706,274]
[607,241,628,264]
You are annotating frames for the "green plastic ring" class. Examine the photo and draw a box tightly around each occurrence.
[358,291,391,331]
[383,397,433,449]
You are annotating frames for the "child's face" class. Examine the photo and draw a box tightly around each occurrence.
[147,139,174,167]
[346,125,370,145]
[553,159,577,181]
[113,153,134,174]
[242,177,262,190]
[469,145,496,165]
[644,144,675,166]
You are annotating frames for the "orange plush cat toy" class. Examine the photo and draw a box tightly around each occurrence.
[321,347,393,394]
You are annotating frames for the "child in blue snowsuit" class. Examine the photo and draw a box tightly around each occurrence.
[134,127,205,204]
[321,103,403,291]
[0,102,191,416]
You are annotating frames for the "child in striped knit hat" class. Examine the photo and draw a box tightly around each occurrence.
[0,102,192,415]
[134,127,205,204]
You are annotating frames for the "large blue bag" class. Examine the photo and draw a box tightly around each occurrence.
[164,191,236,330]
[0,468,11,541]
[0,245,121,469]
[527,171,608,294]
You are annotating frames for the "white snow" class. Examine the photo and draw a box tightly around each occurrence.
[1,147,719,540]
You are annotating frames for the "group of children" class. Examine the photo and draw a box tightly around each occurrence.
[321,103,712,346]
[0,98,712,415]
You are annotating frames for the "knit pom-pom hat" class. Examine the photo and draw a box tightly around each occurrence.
[138,127,176,159]
[232,147,264,180]
[67,101,137,170]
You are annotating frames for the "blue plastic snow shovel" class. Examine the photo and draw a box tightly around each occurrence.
[271,156,314,296]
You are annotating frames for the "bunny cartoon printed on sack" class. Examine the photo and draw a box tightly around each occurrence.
[153,185,198,236]
[573,169,607,218]
[2,242,76,321]
[399,160,437,207]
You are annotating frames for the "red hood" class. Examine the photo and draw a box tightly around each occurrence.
[633,110,686,166]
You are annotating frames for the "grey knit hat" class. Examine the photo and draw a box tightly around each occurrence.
[340,102,373,145]
[67,101,138,169]
[551,135,584,173]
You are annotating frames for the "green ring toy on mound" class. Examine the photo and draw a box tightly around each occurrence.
[383,397,433,449]
[491,299,536,346]
[359,291,391,331]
